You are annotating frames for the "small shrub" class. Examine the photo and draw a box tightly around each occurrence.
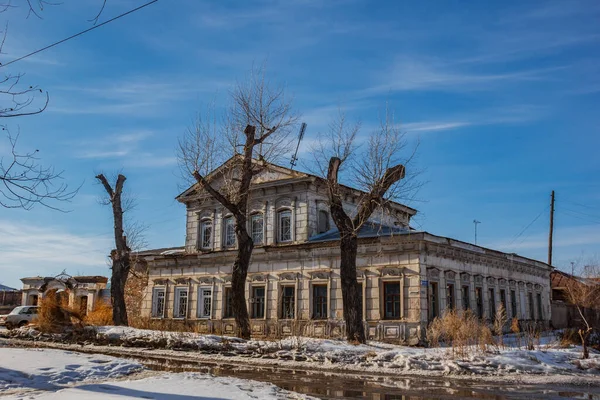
[84,301,113,326]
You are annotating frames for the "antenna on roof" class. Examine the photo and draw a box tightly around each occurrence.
[290,122,307,169]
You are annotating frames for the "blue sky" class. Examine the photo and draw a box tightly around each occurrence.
[1,0,599,288]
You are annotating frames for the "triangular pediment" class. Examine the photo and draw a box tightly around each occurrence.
[176,157,310,202]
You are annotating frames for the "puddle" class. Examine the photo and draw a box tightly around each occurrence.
[137,355,600,399]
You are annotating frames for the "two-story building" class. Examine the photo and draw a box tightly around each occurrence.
[137,159,552,343]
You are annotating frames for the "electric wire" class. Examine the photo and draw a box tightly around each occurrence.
[0,0,159,68]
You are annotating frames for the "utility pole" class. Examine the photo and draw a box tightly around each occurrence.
[548,190,555,267]
[473,219,481,245]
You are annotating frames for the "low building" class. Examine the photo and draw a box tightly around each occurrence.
[21,273,108,315]
[551,270,600,329]
[137,159,552,342]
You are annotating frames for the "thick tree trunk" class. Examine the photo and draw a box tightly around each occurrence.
[111,257,129,326]
[232,220,253,339]
[339,234,366,343]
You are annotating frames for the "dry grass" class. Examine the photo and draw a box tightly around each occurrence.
[37,293,84,333]
[84,301,113,326]
[426,309,498,359]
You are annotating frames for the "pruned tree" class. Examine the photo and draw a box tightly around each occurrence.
[177,66,297,339]
[566,259,600,359]
[310,106,420,343]
[96,173,131,326]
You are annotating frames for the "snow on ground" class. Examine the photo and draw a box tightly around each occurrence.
[1,372,311,400]
[0,347,311,399]
[0,348,142,393]
[93,326,600,377]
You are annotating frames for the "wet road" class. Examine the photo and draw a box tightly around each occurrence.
[136,353,600,400]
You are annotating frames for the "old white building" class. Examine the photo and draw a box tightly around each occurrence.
[21,273,108,315]
[138,160,551,342]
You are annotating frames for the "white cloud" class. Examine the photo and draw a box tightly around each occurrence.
[0,220,112,289]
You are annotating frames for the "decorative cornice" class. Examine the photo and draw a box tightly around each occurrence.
[310,271,330,280]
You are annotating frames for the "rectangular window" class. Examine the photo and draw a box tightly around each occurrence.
[197,287,212,318]
[384,282,401,319]
[536,293,543,321]
[447,284,455,310]
[200,220,212,249]
[488,288,495,320]
[224,217,236,247]
[281,286,295,319]
[430,282,439,320]
[500,289,507,313]
[475,287,483,319]
[174,287,188,318]
[278,210,292,242]
[317,210,329,234]
[252,286,266,319]
[152,288,165,317]
[312,284,327,319]
[357,282,364,320]
[462,286,470,311]
[224,287,234,318]
[510,290,517,318]
[528,292,534,319]
[250,214,264,245]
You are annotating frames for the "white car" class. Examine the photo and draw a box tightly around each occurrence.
[3,306,39,329]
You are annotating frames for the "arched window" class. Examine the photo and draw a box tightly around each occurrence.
[199,219,212,250]
[250,213,264,244]
[223,216,236,247]
[277,209,292,242]
[318,209,330,234]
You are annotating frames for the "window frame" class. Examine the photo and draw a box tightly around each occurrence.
[223,286,234,319]
[250,213,264,245]
[250,285,266,319]
[277,209,293,243]
[311,284,328,319]
[475,287,483,319]
[317,209,330,234]
[528,292,535,320]
[536,292,543,321]
[462,285,470,311]
[429,282,439,321]
[173,286,188,319]
[447,283,455,310]
[197,286,212,319]
[152,287,166,318]
[488,288,496,320]
[223,216,236,247]
[510,290,518,318]
[199,219,213,250]
[280,285,295,319]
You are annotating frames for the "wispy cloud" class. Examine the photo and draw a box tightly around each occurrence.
[364,57,565,95]
[0,220,112,288]
[490,225,600,253]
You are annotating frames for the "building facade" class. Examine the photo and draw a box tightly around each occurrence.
[21,273,109,315]
[138,160,552,342]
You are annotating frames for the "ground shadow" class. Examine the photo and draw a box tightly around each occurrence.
[0,366,61,392]
[76,383,229,400]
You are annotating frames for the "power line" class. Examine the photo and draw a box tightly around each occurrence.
[559,210,600,225]
[509,205,549,245]
[560,198,599,211]
[560,206,600,221]
[0,0,159,68]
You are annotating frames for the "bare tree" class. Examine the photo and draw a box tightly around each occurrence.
[0,126,76,209]
[311,106,419,343]
[96,173,131,326]
[177,66,297,339]
[0,1,111,210]
[566,259,600,359]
